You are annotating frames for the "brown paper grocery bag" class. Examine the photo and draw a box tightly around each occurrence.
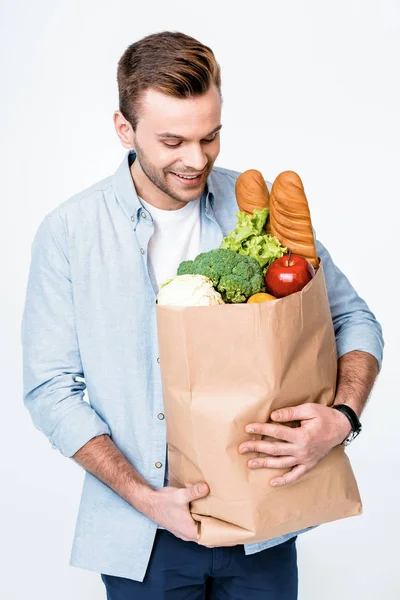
[155,261,362,546]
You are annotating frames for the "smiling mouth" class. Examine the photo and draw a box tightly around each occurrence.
[172,172,204,179]
[170,172,205,184]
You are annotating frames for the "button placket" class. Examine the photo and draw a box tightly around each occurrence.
[134,207,153,256]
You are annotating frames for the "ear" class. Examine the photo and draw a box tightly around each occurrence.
[113,110,135,150]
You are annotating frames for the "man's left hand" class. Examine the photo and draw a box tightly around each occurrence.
[238,403,353,488]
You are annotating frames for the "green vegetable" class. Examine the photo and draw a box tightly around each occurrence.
[220,208,287,274]
[177,248,266,304]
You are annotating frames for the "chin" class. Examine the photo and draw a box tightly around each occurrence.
[168,180,206,201]
[182,188,205,200]
[175,192,202,204]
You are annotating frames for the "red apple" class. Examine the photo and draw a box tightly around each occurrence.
[265,251,315,297]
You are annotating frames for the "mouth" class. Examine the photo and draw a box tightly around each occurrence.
[170,171,205,186]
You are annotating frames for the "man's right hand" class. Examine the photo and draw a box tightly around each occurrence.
[71,435,210,544]
[141,483,210,543]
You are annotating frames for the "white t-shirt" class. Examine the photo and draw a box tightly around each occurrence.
[138,195,202,292]
[138,195,201,525]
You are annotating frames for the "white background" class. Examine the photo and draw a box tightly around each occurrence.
[2,1,399,598]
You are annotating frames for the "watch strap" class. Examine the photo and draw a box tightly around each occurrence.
[332,404,362,445]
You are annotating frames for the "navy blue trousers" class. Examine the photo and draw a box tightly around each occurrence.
[101,529,298,599]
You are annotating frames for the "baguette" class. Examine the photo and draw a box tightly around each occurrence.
[235,169,270,212]
[270,171,319,270]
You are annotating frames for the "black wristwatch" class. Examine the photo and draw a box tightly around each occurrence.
[332,404,362,446]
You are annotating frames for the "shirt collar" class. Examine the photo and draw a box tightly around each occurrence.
[113,149,216,223]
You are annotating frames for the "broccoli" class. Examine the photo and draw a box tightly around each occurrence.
[177,248,266,303]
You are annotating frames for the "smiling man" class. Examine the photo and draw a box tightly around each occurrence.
[21,31,383,599]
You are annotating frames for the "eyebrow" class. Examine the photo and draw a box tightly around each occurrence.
[156,124,223,140]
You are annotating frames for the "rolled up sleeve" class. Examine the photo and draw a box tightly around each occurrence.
[315,234,384,371]
[21,213,111,457]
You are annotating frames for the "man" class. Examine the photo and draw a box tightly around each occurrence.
[21,31,384,599]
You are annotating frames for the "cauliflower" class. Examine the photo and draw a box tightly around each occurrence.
[177,248,266,304]
[156,274,224,306]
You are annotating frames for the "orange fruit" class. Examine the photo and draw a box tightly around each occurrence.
[247,292,277,303]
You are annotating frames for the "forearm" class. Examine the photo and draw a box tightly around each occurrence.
[72,434,155,516]
[333,350,380,417]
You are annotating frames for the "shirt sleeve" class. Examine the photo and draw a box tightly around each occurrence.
[315,232,384,371]
[21,213,111,457]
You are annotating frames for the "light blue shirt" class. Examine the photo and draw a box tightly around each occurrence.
[21,149,384,582]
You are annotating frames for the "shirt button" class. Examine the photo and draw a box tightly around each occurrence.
[157,357,160,363]
[140,247,146,254]
[131,215,135,222]
[155,461,162,468]
[141,211,147,218]
[157,413,165,420]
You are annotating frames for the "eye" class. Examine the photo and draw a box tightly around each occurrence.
[163,133,219,148]
[203,132,220,144]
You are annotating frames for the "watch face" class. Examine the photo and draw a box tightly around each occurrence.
[343,429,361,446]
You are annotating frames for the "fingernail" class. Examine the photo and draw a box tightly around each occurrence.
[246,427,254,433]
[199,484,206,493]
[241,447,249,453]
[271,481,279,486]
[250,461,258,468]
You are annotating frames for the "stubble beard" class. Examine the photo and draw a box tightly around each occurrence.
[134,142,209,204]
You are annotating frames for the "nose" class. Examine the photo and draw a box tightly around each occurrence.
[182,144,208,173]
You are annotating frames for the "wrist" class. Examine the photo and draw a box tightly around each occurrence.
[332,398,362,419]
[129,482,158,518]
[332,407,353,444]
[331,403,363,446]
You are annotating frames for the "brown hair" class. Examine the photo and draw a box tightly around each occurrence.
[117,31,222,130]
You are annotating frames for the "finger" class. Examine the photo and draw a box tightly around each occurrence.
[248,456,299,470]
[240,440,294,456]
[182,482,209,503]
[270,463,308,487]
[270,403,317,423]
[244,422,300,443]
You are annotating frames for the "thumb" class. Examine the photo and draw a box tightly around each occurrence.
[271,403,316,422]
[184,482,209,502]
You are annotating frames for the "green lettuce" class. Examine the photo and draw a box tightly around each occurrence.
[220,208,287,273]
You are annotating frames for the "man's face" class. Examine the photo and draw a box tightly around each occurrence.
[128,85,222,205]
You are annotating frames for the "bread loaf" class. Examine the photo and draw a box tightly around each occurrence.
[270,171,319,270]
[235,170,270,211]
